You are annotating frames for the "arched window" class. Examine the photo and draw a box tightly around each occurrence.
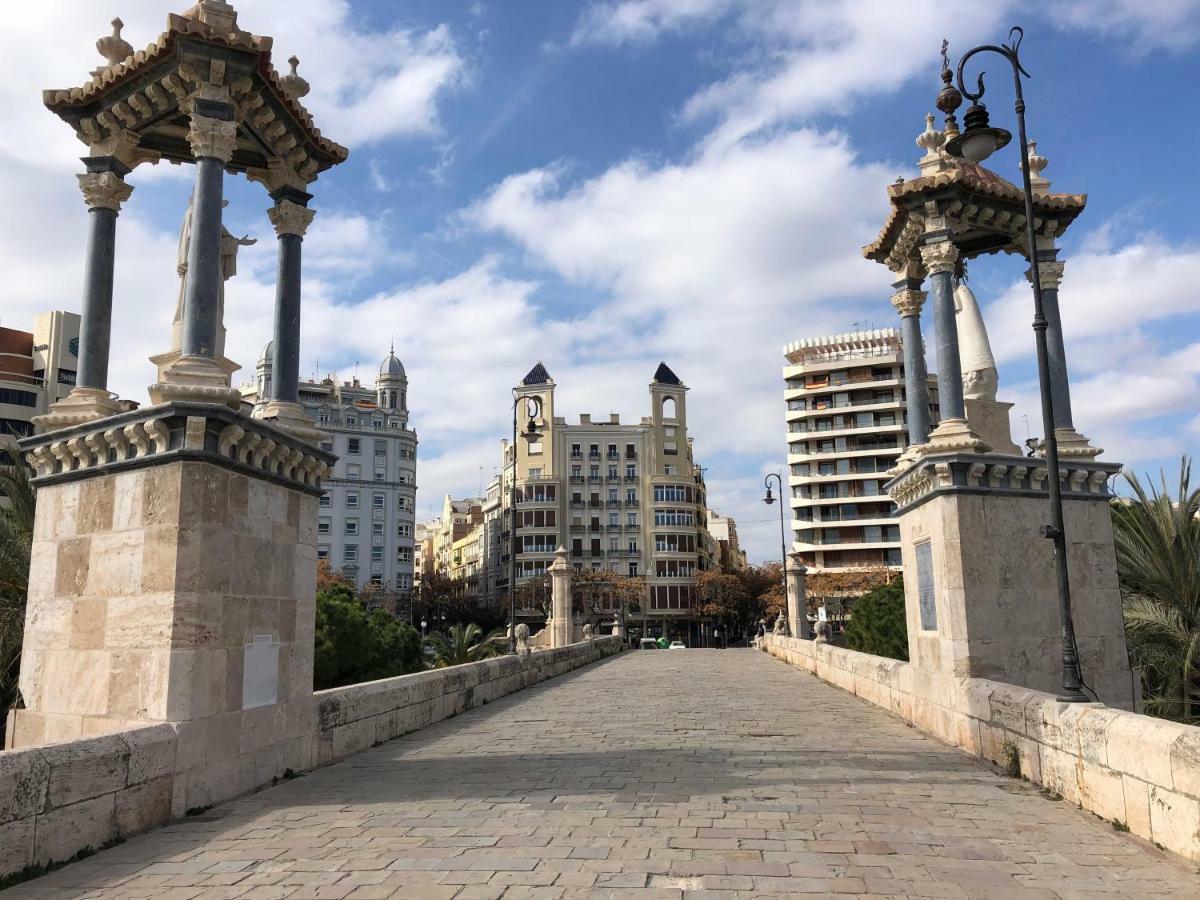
[662,396,677,420]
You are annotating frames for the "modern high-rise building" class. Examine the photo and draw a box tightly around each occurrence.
[0,311,81,443]
[500,362,714,643]
[243,346,418,598]
[783,328,938,574]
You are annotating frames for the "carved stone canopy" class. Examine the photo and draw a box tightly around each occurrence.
[862,157,1086,274]
[43,3,348,191]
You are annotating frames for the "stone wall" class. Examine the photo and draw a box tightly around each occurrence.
[763,634,1200,862]
[0,638,621,881]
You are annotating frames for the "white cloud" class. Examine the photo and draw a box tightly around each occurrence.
[1046,0,1200,55]
[571,0,736,46]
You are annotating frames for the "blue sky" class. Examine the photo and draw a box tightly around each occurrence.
[3,0,1199,561]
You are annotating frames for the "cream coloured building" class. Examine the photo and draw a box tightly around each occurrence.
[783,328,938,573]
[243,348,418,597]
[0,311,82,444]
[502,362,714,643]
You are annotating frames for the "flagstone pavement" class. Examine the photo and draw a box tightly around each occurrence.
[7,648,1200,899]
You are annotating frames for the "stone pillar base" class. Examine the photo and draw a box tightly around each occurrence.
[964,397,1020,455]
[9,406,335,806]
[252,399,327,446]
[1047,425,1102,459]
[924,417,990,454]
[886,452,1136,710]
[148,354,242,408]
[31,386,124,432]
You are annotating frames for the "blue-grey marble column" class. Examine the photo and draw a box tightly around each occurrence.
[74,160,132,392]
[1032,254,1073,429]
[266,191,315,406]
[891,282,930,444]
[920,241,964,420]
[181,108,237,360]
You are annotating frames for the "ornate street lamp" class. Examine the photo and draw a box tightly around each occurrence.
[944,27,1086,703]
[507,392,541,653]
[762,473,789,615]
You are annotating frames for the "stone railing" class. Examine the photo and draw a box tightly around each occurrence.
[0,639,621,881]
[19,401,334,495]
[762,634,1200,862]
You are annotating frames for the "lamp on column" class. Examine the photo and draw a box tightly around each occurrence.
[943,26,1087,704]
[762,473,788,618]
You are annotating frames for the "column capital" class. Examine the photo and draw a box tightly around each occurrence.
[919,240,959,275]
[890,288,927,318]
[1027,259,1066,290]
[267,199,316,238]
[76,171,133,212]
[187,113,238,163]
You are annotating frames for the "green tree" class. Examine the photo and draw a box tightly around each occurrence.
[0,462,34,712]
[425,622,503,668]
[313,576,422,690]
[1112,457,1200,723]
[843,577,908,661]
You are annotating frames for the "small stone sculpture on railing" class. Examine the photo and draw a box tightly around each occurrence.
[773,615,787,636]
[514,623,531,656]
[582,623,594,641]
[815,619,833,645]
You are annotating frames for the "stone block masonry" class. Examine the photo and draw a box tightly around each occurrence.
[763,633,1200,862]
[0,638,620,881]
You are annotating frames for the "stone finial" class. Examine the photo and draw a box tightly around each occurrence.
[1025,140,1050,195]
[281,56,310,100]
[916,112,945,176]
[92,17,133,76]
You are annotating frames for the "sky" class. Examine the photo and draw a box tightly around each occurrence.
[3,0,1199,563]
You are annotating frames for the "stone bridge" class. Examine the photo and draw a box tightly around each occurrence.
[6,649,1197,898]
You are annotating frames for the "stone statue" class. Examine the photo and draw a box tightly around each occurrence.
[954,281,998,401]
[773,615,786,636]
[171,192,256,355]
[582,623,594,641]
[514,623,530,656]
[815,619,832,645]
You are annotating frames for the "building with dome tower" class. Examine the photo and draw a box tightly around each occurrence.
[242,346,418,608]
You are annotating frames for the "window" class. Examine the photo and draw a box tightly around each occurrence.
[369,574,383,586]
[625,443,637,459]
[571,465,582,478]
[371,545,384,561]
[664,464,676,475]
[607,465,618,478]
[344,544,358,562]
[373,471,385,482]
[589,465,599,478]
[571,443,582,458]
[345,519,359,536]
[589,444,600,459]
[609,538,619,552]
[626,464,636,479]
[607,444,618,459]
[319,492,331,508]
[372,522,384,536]
[317,519,331,535]
[346,416,357,427]
[347,437,360,455]
[627,512,637,526]
[654,509,694,527]
[319,440,333,452]
[628,540,638,553]
[528,467,542,479]
[372,493,385,510]
[374,439,387,457]
[629,562,638,577]
[626,489,637,503]
[317,546,329,560]
[396,523,412,538]
[346,492,360,509]
[373,418,383,430]
[608,513,618,527]
[654,485,691,503]
[346,464,360,479]
[608,488,618,502]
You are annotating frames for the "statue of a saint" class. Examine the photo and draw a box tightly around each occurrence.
[171,192,256,354]
[954,280,999,401]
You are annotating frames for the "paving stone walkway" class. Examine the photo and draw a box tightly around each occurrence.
[9,649,1200,899]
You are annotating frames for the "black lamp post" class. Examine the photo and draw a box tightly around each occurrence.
[762,472,789,613]
[944,27,1087,703]
[507,391,541,654]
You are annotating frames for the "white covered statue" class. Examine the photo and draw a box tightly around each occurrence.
[954,281,998,401]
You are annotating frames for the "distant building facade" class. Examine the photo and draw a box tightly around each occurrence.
[244,347,418,599]
[783,328,938,574]
[706,511,748,570]
[500,362,714,643]
[0,311,80,442]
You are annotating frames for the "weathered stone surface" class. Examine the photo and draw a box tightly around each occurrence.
[42,733,128,808]
[0,747,49,824]
[8,650,1199,897]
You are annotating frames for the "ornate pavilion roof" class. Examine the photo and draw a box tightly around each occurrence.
[43,2,347,188]
[862,157,1086,274]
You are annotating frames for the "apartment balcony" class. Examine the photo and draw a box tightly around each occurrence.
[569,475,584,483]
[787,421,904,438]
[787,444,902,463]
[587,476,603,483]
[605,472,622,481]
[624,475,638,482]
[606,499,622,507]
[624,496,639,505]
[789,469,892,483]
[569,524,585,533]
[783,394,901,416]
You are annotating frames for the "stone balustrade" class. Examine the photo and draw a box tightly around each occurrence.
[19,402,332,494]
[762,634,1200,862]
[0,638,621,881]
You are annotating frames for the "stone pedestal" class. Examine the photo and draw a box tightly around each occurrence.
[9,403,333,806]
[548,546,573,649]
[785,553,811,640]
[887,452,1137,709]
[963,398,1020,456]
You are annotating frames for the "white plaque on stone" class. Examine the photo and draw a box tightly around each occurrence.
[242,634,279,710]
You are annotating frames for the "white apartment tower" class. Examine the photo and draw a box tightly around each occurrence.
[245,346,418,598]
[783,328,937,573]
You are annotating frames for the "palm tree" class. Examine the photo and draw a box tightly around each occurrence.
[1111,457,1200,722]
[425,622,503,668]
[0,462,35,711]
